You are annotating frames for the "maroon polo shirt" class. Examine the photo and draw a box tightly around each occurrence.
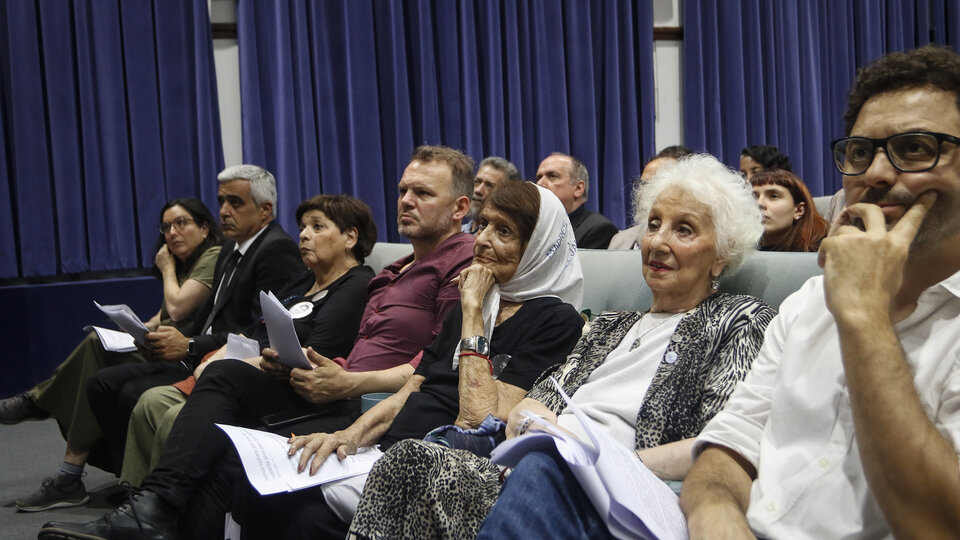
[333,232,474,372]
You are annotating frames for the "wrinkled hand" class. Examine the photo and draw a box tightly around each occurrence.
[456,264,497,310]
[287,430,359,475]
[155,245,176,274]
[505,398,557,440]
[144,326,190,362]
[259,348,292,381]
[288,348,355,403]
[818,192,935,324]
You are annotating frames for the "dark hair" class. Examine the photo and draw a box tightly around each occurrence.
[295,194,378,263]
[653,145,694,161]
[740,145,793,172]
[750,169,828,252]
[410,145,475,200]
[154,198,222,277]
[843,44,960,135]
[479,181,540,250]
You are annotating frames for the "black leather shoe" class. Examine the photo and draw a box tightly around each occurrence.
[37,490,178,540]
[0,392,49,424]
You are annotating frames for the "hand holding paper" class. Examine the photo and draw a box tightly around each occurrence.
[259,291,311,369]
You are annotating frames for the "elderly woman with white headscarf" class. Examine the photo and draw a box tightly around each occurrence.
[230,181,586,539]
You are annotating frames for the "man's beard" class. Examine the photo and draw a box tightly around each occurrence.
[860,186,960,254]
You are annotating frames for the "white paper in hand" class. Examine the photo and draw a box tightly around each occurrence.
[259,291,311,369]
[84,326,137,353]
[94,302,150,346]
[225,333,261,360]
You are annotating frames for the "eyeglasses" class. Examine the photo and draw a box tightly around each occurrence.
[159,217,196,234]
[831,131,960,176]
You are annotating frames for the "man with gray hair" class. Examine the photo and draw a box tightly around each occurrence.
[83,164,303,476]
[536,152,617,248]
[462,156,520,233]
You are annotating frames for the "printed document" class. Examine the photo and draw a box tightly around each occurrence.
[491,379,688,540]
[218,424,382,496]
[94,302,150,346]
[259,291,311,369]
[84,325,137,353]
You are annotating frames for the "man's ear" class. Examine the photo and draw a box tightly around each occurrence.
[452,195,471,220]
[573,180,586,200]
[259,202,274,222]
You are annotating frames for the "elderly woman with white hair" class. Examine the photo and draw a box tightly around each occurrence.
[348,153,778,540]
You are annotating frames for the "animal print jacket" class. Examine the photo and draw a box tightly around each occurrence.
[527,292,776,450]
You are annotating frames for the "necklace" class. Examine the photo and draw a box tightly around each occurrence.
[629,312,684,352]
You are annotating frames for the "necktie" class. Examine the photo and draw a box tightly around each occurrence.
[203,250,242,334]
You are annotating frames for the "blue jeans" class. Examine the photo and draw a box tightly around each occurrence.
[476,447,615,540]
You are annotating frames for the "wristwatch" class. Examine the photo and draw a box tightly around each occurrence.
[459,335,490,356]
[187,338,199,358]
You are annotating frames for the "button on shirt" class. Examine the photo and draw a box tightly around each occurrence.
[695,273,960,539]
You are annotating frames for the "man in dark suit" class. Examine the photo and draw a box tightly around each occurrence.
[535,152,618,248]
[85,164,302,473]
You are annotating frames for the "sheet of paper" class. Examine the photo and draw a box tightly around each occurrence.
[217,424,382,495]
[490,379,688,540]
[259,291,311,369]
[84,325,137,353]
[94,301,150,346]
[225,333,261,360]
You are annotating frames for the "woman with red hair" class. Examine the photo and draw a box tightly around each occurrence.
[750,169,829,252]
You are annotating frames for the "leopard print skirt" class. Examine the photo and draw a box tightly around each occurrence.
[348,439,503,540]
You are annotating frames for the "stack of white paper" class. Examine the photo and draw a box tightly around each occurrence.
[94,301,150,346]
[217,424,382,495]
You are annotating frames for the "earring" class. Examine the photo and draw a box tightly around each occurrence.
[711,276,720,290]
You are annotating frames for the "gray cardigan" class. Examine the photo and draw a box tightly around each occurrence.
[527,292,776,450]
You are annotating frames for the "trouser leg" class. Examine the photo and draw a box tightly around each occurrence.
[120,385,186,486]
[233,479,349,540]
[87,361,190,473]
[475,448,614,540]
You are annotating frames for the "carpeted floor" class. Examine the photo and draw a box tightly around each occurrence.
[0,420,117,539]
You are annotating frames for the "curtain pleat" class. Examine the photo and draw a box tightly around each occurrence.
[684,0,960,197]
[0,0,223,279]
[237,0,657,239]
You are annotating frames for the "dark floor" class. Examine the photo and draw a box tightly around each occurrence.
[0,420,117,539]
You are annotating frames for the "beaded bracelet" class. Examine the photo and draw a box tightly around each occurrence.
[458,351,493,374]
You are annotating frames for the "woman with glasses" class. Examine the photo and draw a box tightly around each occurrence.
[749,169,829,252]
[0,198,222,513]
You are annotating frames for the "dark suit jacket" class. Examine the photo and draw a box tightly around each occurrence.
[569,205,619,249]
[188,221,303,360]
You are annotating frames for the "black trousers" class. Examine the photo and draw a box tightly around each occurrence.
[134,360,360,538]
[87,361,191,473]
[232,477,349,540]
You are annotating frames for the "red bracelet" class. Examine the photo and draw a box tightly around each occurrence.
[458,351,493,374]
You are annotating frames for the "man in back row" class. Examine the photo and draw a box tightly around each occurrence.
[535,152,618,248]
[683,44,960,538]
[40,145,477,540]
[462,156,521,233]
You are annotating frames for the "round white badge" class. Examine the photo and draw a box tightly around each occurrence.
[288,301,315,319]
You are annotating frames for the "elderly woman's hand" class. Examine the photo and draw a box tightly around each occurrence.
[505,397,557,440]
[155,245,176,274]
[457,264,497,311]
[288,429,360,475]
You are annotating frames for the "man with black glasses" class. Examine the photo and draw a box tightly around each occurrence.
[681,45,960,538]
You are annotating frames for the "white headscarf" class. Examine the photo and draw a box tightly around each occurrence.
[472,184,584,344]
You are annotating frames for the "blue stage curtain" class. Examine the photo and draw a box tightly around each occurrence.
[0,0,223,279]
[237,0,656,239]
[683,0,960,197]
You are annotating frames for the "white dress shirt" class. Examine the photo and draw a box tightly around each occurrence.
[695,272,960,539]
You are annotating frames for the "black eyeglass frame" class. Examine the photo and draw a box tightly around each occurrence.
[830,131,960,176]
[158,217,197,234]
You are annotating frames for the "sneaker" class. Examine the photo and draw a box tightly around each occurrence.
[0,392,49,424]
[15,476,90,512]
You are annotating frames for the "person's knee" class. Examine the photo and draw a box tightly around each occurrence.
[195,359,260,392]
